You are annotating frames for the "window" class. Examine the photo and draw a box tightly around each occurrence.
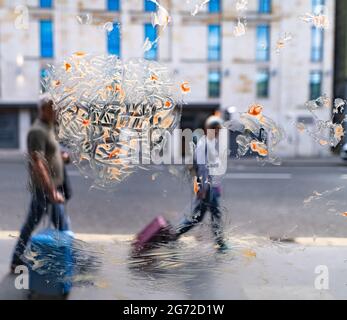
[144,24,158,60]
[40,20,54,58]
[257,69,270,98]
[107,23,121,56]
[311,27,324,62]
[310,71,322,100]
[107,0,120,11]
[40,68,48,92]
[40,0,53,8]
[312,0,325,14]
[209,0,221,13]
[208,25,221,61]
[256,25,270,61]
[208,70,221,98]
[259,0,271,13]
[145,0,157,12]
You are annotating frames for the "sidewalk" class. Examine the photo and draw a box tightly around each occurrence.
[0,150,344,167]
[231,156,345,167]
[1,232,347,300]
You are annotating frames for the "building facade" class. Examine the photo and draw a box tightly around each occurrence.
[0,0,335,157]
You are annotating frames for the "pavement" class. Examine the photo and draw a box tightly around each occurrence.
[1,232,347,300]
[1,154,347,299]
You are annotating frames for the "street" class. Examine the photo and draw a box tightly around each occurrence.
[1,158,347,239]
[1,157,347,300]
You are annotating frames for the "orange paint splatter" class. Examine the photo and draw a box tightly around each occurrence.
[193,176,199,194]
[242,249,257,259]
[150,74,159,81]
[180,81,191,94]
[164,100,172,108]
[250,140,268,156]
[82,119,90,126]
[108,148,127,159]
[248,104,263,116]
[74,51,86,57]
[334,124,345,141]
[52,80,61,87]
[153,114,160,125]
[319,140,328,146]
[64,62,72,72]
[161,116,174,128]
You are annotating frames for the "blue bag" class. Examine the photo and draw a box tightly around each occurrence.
[25,229,74,298]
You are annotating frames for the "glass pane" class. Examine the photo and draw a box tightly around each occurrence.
[259,0,271,13]
[257,70,270,98]
[107,0,120,11]
[311,27,324,62]
[209,0,221,13]
[256,25,270,61]
[208,25,221,61]
[107,23,121,56]
[310,71,322,100]
[208,70,221,97]
[144,24,158,60]
[40,20,54,58]
[145,0,157,12]
[40,0,52,8]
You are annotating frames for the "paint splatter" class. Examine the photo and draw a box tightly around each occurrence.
[233,18,247,37]
[226,104,284,165]
[76,13,93,25]
[188,0,210,16]
[42,54,182,188]
[275,33,293,53]
[236,0,248,12]
[301,13,329,29]
[296,96,346,148]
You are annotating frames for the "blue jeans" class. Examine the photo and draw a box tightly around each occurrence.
[176,187,225,246]
[11,187,70,266]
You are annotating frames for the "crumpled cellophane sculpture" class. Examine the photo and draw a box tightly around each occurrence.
[42,53,181,189]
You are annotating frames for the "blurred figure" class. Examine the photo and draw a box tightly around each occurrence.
[175,115,228,251]
[11,94,71,272]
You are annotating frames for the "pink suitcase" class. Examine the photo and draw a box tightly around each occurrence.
[132,216,176,253]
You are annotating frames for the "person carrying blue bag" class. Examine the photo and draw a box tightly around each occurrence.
[10,94,72,273]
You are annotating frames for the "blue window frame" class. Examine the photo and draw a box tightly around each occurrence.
[144,24,158,60]
[311,27,324,62]
[259,0,271,13]
[256,25,270,61]
[40,68,49,92]
[107,0,120,11]
[209,0,221,13]
[40,20,54,58]
[40,0,53,8]
[312,0,325,14]
[257,69,270,98]
[145,0,157,12]
[310,71,322,100]
[208,25,221,61]
[107,23,121,56]
[208,70,221,98]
